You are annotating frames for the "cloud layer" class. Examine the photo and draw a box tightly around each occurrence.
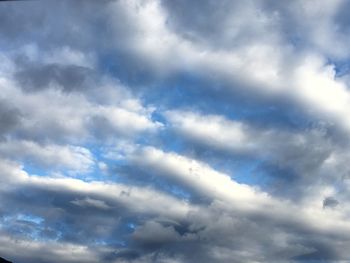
[1,0,350,262]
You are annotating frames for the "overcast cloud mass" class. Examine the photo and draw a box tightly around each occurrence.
[1,0,350,262]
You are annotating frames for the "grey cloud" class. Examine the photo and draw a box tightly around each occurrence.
[104,249,140,261]
[1,156,350,262]
[0,100,21,139]
[131,221,181,249]
[323,196,339,209]
[0,0,112,49]
[15,63,95,93]
[161,0,350,59]
[161,0,280,50]
[104,202,350,263]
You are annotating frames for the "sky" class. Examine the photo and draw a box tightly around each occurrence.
[1,0,350,262]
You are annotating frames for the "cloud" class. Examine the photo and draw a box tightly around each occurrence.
[0,100,21,139]
[103,0,350,137]
[0,234,101,263]
[0,159,193,262]
[0,140,94,174]
[323,196,339,209]
[0,49,160,144]
[128,146,272,208]
[1,0,350,262]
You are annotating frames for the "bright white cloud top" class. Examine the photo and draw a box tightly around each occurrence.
[0,0,350,262]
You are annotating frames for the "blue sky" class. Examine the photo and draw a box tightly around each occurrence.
[1,0,350,262]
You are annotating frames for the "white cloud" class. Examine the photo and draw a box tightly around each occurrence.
[129,146,272,209]
[125,146,350,235]
[0,234,101,263]
[165,110,251,152]
[17,171,192,220]
[0,140,94,174]
[106,0,350,136]
[0,63,160,145]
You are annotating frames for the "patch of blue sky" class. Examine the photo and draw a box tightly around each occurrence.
[59,143,127,183]
[113,220,137,238]
[229,159,273,188]
[22,159,96,182]
[168,186,192,201]
[94,240,110,246]
[151,110,168,126]
[17,214,44,225]
[22,161,47,177]
[0,214,46,241]
[152,131,186,154]
[127,222,136,230]
[332,59,350,78]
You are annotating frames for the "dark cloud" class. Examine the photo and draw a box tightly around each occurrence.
[323,197,339,209]
[15,63,95,93]
[0,100,21,139]
[0,0,112,49]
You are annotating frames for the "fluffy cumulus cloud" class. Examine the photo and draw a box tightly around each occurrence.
[1,0,350,262]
